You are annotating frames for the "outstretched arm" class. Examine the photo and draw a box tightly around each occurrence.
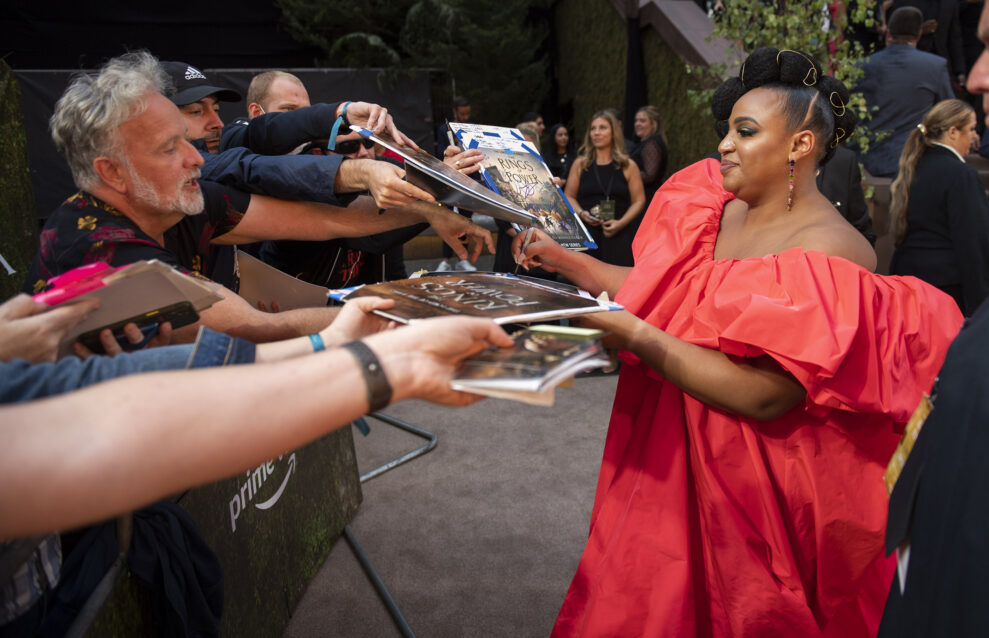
[191,282,339,343]
[576,310,806,420]
[212,194,421,244]
[213,195,492,263]
[0,317,512,537]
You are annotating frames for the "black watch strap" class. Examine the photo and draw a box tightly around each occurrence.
[342,341,393,413]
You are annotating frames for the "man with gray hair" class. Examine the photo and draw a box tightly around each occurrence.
[22,51,492,344]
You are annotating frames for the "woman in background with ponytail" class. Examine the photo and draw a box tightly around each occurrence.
[890,99,989,315]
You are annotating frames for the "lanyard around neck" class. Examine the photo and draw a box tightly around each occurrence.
[592,162,616,200]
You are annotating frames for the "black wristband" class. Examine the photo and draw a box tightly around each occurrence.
[342,340,393,413]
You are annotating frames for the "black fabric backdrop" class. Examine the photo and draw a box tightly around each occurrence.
[0,1,320,70]
[15,69,434,218]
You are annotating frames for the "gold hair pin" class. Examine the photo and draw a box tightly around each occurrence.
[831,128,846,149]
[829,92,846,117]
[777,49,818,86]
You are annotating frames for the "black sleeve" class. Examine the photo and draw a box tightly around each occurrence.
[947,4,966,78]
[638,138,667,185]
[842,155,876,246]
[947,168,989,314]
[200,147,352,206]
[219,103,342,155]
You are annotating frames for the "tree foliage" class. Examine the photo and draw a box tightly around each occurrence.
[274,0,551,124]
[688,0,877,149]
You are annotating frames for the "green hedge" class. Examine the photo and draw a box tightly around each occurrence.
[554,0,718,175]
[0,61,37,301]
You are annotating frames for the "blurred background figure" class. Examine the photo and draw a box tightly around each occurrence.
[516,121,541,152]
[434,95,477,272]
[856,6,955,178]
[629,105,669,203]
[889,98,989,316]
[521,111,545,139]
[545,124,573,187]
[565,110,645,267]
[888,0,967,85]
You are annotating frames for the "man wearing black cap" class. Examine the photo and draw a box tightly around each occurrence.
[161,61,240,154]
[162,60,432,212]
[855,6,955,177]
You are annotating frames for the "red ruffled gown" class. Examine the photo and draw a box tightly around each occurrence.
[553,160,963,637]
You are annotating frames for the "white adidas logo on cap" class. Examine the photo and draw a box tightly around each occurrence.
[184,66,206,81]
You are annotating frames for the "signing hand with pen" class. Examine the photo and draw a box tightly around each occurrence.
[511,227,571,273]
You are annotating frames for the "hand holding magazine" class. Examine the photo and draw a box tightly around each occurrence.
[33,260,222,354]
[350,126,539,227]
[450,325,610,406]
[449,122,596,252]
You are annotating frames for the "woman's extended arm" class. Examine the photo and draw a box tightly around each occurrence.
[577,310,806,420]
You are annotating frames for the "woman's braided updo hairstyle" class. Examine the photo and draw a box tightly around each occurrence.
[710,47,857,166]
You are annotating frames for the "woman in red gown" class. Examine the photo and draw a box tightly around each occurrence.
[515,48,963,637]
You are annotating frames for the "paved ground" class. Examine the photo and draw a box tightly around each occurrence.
[283,374,619,638]
[284,253,622,637]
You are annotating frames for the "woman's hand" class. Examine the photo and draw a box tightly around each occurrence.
[443,147,484,176]
[601,218,627,238]
[511,227,569,272]
[578,209,602,227]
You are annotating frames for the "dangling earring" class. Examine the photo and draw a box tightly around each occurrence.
[786,159,795,211]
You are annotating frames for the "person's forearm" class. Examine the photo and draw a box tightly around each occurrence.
[334,158,374,193]
[623,320,805,420]
[253,320,355,363]
[215,195,426,245]
[0,346,193,404]
[0,344,420,536]
[197,291,340,343]
[554,250,630,299]
[621,201,645,225]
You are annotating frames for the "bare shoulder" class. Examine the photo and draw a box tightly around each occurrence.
[572,156,585,171]
[795,218,877,271]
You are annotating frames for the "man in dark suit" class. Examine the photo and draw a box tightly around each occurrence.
[857,6,955,177]
[817,145,876,245]
[889,0,967,82]
[878,3,989,634]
